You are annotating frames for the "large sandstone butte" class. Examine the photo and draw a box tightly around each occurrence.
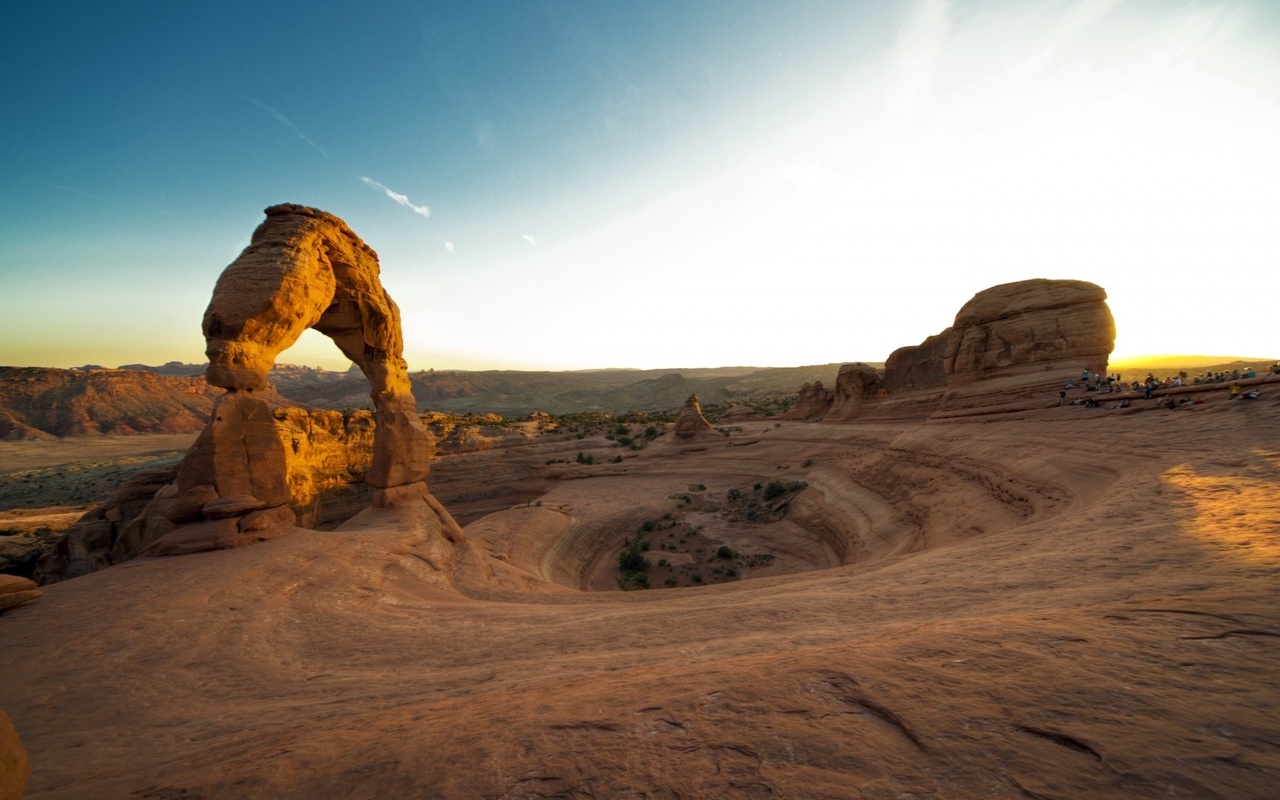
[145,204,459,558]
[814,278,1115,420]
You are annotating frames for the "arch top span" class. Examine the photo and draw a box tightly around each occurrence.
[198,203,432,491]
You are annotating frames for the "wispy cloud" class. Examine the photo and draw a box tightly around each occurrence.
[521,234,537,247]
[239,93,330,158]
[444,241,455,254]
[33,180,108,201]
[360,177,431,219]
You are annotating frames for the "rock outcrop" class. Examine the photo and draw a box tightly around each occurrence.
[825,364,883,421]
[0,575,40,614]
[796,279,1115,421]
[672,394,716,441]
[945,279,1114,388]
[144,204,453,557]
[882,331,950,395]
[28,408,384,583]
[788,381,832,420]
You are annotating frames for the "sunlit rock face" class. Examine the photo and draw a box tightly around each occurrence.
[945,278,1115,388]
[150,204,445,556]
[673,394,716,441]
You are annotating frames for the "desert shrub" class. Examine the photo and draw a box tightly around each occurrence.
[716,546,735,559]
[691,574,703,584]
[611,455,623,463]
[642,520,656,532]
[619,547,649,572]
[689,484,706,492]
[744,553,775,568]
[763,480,807,500]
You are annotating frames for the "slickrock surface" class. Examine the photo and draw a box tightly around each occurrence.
[2,394,1277,798]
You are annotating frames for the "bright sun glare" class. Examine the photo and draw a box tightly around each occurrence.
[398,1,1278,371]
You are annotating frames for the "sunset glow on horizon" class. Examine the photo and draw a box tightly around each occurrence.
[2,1,1277,373]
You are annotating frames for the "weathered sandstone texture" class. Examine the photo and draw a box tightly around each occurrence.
[0,575,41,614]
[801,279,1115,421]
[146,204,450,556]
[29,409,381,583]
[788,381,832,420]
[882,331,950,395]
[0,707,29,800]
[672,394,716,441]
[825,363,883,421]
[946,278,1114,388]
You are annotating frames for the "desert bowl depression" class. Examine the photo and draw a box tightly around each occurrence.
[1,206,1278,799]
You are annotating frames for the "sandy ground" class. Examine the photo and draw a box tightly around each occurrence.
[0,435,194,512]
[1,397,1278,798]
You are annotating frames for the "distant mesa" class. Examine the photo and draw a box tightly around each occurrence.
[0,366,223,439]
[672,394,717,441]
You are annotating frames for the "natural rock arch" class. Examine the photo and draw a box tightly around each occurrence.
[155,204,448,553]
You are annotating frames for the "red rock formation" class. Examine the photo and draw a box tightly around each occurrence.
[788,381,832,420]
[0,575,41,613]
[882,331,950,394]
[150,204,451,556]
[825,364,883,421]
[945,278,1114,388]
[794,279,1115,421]
[672,394,716,441]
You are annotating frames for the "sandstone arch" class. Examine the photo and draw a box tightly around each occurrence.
[155,204,447,553]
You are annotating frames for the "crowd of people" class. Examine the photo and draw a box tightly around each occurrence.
[1057,364,1277,408]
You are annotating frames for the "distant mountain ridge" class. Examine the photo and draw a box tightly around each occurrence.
[0,367,222,439]
[0,363,851,437]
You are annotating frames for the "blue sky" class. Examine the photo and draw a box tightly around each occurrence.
[2,1,1278,371]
